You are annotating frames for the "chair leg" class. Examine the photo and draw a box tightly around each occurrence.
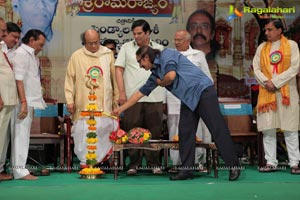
[212,149,219,178]
[66,137,72,173]
[206,147,211,175]
[113,151,119,180]
[59,138,64,172]
[257,132,265,167]
[64,115,74,173]
[163,148,168,170]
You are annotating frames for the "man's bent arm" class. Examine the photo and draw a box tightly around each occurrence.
[113,91,144,114]
[156,71,176,87]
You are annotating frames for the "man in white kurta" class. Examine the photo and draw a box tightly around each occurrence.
[0,22,21,180]
[0,18,18,181]
[168,30,213,169]
[65,29,119,167]
[253,19,300,174]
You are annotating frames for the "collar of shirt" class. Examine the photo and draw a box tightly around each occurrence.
[0,41,17,55]
[83,46,100,58]
[20,43,35,56]
[0,41,8,53]
[133,39,154,47]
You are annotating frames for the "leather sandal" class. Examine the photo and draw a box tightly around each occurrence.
[291,166,300,175]
[40,168,50,176]
[32,168,50,176]
[258,165,277,173]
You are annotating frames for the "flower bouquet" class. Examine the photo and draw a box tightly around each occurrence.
[128,127,151,144]
[109,128,128,144]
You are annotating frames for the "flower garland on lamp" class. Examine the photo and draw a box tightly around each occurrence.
[79,66,104,179]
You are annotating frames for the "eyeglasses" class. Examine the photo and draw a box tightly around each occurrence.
[188,23,211,31]
[85,41,100,46]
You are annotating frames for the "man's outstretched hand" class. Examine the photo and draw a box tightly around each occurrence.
[112,108,121,117]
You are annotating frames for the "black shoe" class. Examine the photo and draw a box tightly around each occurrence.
[169,173,194,181]
[229,169,240,181]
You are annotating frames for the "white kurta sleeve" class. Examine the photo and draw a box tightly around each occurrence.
[253,42,269,86]
[272,40,300,88]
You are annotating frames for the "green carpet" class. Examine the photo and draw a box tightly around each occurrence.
[1,165,299,200]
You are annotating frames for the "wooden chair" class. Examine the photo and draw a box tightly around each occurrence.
[219,98,259,165]
[29,99,65,171]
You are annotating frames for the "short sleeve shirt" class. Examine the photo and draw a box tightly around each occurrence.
[115,40,165,103]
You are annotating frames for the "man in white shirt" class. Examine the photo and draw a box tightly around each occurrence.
[0,22,21,180]
[115,19,165,175]
[167,30,213,172]
[1,22,21,59]
[11,29,47,180]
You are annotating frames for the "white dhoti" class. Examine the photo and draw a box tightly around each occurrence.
[0,106,15,173]
[11,105,34,179]
[72,116,118,164]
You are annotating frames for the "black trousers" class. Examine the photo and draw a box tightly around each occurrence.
[179,85,239,173]
[123,102,163,169]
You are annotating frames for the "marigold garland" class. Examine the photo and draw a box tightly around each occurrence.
[79,167,104,175]
[78,72,105,177]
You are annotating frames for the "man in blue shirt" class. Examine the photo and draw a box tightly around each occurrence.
[113,46,240,181]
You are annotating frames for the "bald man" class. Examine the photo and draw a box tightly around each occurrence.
[64,29,119,168]
[167,30,213,172]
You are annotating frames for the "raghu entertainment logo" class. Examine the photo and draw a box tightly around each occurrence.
[228,5,243,21]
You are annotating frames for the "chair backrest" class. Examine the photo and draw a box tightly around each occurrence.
[30,99,59,135]
[218,98,254,134]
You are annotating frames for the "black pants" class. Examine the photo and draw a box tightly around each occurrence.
[179,85,239,173]
[123,102,163,169]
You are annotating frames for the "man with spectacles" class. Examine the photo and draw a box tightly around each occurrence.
[64,29,119,169]
[112,45,241,181]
